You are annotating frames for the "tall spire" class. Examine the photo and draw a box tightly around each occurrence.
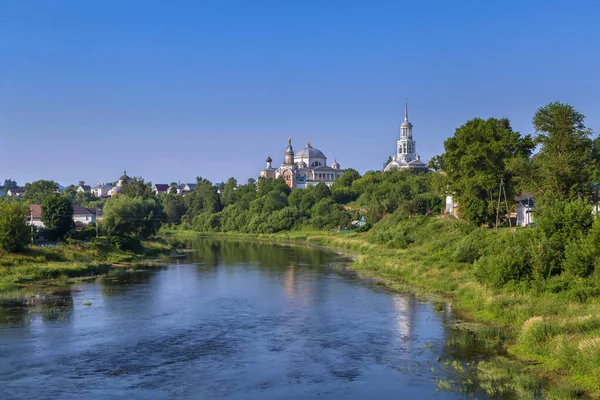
[404,96,408,122]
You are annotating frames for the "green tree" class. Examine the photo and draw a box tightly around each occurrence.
[120,177,154,199]
[1,179,18,192]
[220,177,238,207]
[533,101,594,200]
[23,180,59,204]
[102,195,163,239]
[184,178,221,220]
[0,202,30,252]
[41,195,74,240]
[442,118,534,226]
[162,194,186,224]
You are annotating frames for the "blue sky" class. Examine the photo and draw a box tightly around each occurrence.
[1,0,599,186]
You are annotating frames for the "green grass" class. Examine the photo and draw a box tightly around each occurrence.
[168,221,600,398]
[0,238,171,289]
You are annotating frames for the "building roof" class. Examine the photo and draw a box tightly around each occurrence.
[295,142,326,159]
[266,155,272,163]
[154,184,170,192]
[73,205,97,215]
[8,188,25,194]
[78,185,91,191]
[29,204,42,219]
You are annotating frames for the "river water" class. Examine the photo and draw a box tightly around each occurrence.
[0,238,503,399]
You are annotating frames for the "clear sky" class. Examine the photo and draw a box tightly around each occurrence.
[1,0,599,187]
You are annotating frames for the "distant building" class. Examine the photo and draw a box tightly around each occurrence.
[384,98,428,172]
[260,138,345,189]
[516,195,534,227]
[153,184,169,195]
[91,184,112,198]
[28,204,44,228]
[76,185,91,193]
[28,204,97,228]
[7,188,25,197]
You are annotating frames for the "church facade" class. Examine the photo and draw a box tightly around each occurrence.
[384,98,428,172]
[260,139,344,189]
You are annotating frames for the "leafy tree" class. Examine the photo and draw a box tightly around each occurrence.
[120,177,154,199]
[312,182,332,201]
[102,195,163,239]
[442,118,534,226]
[75,191,98,206]
[532,101,594,200]
[62,185,77,202]
[427,155,444,172]
[162,194,186,224]
[220,177,238,207]
[41,195,74,240]
[1,179,18,192]
[23,180,59,204]
[184,178,221,220]
[0,202,30,252]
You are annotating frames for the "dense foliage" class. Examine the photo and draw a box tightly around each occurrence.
[41,195,74,241]
[0,202,30,252]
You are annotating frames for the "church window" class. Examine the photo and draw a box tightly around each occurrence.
[403,143,407,153]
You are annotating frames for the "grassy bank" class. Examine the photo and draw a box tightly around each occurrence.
[164,219,600,398]
[0,239,171,290]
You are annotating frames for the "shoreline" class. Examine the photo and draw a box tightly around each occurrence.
[0,238,172,291]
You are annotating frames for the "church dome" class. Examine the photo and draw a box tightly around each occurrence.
[400,120,413,128]
[331,159,340,169]
[266,155,272,163]
[296,161,307,168]
[295,142,326,159]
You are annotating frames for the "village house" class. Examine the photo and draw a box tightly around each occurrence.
[28,204,44,228]
[153,184,170,195]
[176,183,196,194]
[91,184,112,198]
[515,195,534,227]
[73,205,97,227]
[77,185,91,193]
[27,204,97,228]
[7,188,25,197]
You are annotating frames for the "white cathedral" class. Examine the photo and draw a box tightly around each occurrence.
[260,139,344,189]
[384,98,428,172]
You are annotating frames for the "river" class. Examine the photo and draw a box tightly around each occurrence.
[0,238,521,399]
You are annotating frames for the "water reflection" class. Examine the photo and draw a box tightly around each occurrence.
[0,237,536,399]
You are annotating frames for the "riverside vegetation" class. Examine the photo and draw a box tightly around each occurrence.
[2,101,600,396]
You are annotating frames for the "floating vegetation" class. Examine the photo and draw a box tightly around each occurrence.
[83,301,92,306]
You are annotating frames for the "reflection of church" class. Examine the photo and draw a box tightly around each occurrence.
[384,98,428,172]
[260,139,344,189]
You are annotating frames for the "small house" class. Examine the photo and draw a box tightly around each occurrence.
[153,184,170,195]
[91,184,112,198]
[7,188,25,197]
[73,205,97,226]
[516,196,534,227]
[77,185,91,193]
[28,204,45,228]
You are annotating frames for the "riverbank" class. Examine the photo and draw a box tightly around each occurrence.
[163,223,600,399]
[0,239,171,290]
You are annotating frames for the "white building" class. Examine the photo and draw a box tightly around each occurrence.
[28,204,97,228]
[516,197,534,227]
[91,184,112,197]
[260,139,344,189]
[384,98,428,172]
